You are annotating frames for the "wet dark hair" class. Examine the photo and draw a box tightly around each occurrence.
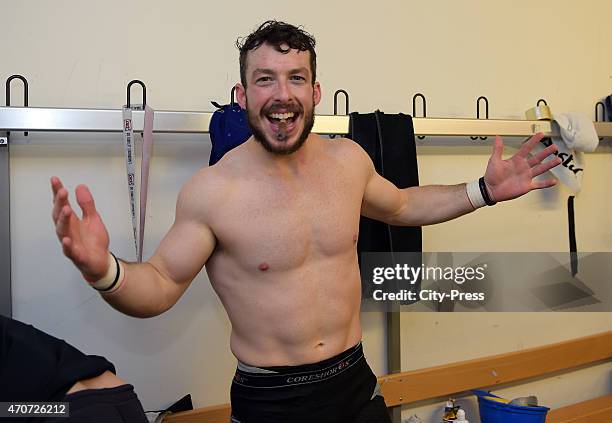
[236,20,317,87]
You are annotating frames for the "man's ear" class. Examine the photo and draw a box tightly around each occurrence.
[313,82,321,106]
[235,83,247,109]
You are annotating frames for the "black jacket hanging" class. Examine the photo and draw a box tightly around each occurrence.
[348,111,422,304]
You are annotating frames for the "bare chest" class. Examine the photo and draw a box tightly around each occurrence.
[210,168,364,271]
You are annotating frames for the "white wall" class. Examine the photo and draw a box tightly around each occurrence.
[398,2,612,419]
[2,0,611,421]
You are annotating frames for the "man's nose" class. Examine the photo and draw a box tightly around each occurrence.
[274,79,291,102]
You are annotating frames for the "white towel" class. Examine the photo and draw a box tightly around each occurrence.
[553,112,599,152]
[530,112,598,194]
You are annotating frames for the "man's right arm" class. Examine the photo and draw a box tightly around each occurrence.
[51,173,216,318]
[101,183,216,317]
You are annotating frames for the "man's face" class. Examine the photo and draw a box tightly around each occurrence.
[236,43,321,155]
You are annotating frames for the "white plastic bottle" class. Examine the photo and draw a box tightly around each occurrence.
[453,409,469,423]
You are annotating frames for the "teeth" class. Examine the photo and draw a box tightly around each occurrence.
[270,112,295,120]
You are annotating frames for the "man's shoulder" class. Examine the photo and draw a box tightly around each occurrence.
[176,165,235,218]
[183,165,226,192]
[209,139,254,171]
[323,136,371,164]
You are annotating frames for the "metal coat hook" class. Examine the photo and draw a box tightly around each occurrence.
[537,98,547,107]
[595,101,605,141]
[471,96,489,141]
[333,89,349,116]
[126,80,146,109]
[330,89,349,138]
[5,75,29,136]
[412,93,426,140]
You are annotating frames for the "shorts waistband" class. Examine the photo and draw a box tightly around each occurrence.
[62,384,136,404]
[233,342,364,388]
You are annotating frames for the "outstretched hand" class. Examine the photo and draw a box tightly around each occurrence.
[484,133,561,202]
[51,177,110,281]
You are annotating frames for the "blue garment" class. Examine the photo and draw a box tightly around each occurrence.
[209,102,252,166]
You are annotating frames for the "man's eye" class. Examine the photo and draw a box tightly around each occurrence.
[291,75,306,81]
[256,77,272,83]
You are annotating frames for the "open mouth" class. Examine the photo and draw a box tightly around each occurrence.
[265,111,300,139]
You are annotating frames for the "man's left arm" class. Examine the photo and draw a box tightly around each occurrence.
[361,133,562,226]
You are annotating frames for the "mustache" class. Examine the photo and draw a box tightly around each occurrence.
[263,103,303,115]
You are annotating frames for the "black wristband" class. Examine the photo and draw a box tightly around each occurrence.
[478,177,497,206]
[94,252,121,292]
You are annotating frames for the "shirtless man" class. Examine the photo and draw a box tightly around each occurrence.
[50,21,560,423]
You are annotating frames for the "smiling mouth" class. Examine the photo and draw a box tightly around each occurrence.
[269,112,297,122]
[265,111,300,140]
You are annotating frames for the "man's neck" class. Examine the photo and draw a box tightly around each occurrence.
[249,134,320,174]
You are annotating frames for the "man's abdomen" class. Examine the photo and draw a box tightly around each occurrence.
[208,253,363,367]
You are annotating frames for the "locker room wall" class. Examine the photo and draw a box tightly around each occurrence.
[2,1,611,420]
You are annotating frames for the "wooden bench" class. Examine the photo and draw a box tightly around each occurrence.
[163,331,612,422]
[546,394,612,423]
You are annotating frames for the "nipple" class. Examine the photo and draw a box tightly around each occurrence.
[258,262,270,271]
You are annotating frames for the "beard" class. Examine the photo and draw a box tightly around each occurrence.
[246,96,315,156]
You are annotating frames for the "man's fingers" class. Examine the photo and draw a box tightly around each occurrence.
[492,135,504,160]
[76,184,97,220]
[50,176,63,198]
[532,178,557,190]
[61,236,74,259]
[517,132,545,158]
[531,157,562,177]
[55,205,70,237]
[61,237,84,264]
[527,143,558,167]
[52,188,69,223]
[56,204,75,238]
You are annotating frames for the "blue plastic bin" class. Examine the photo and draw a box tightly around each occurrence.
[473,390,549,423]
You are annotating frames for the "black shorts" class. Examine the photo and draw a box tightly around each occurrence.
[230,343,391,423]
[43,384,148,423]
